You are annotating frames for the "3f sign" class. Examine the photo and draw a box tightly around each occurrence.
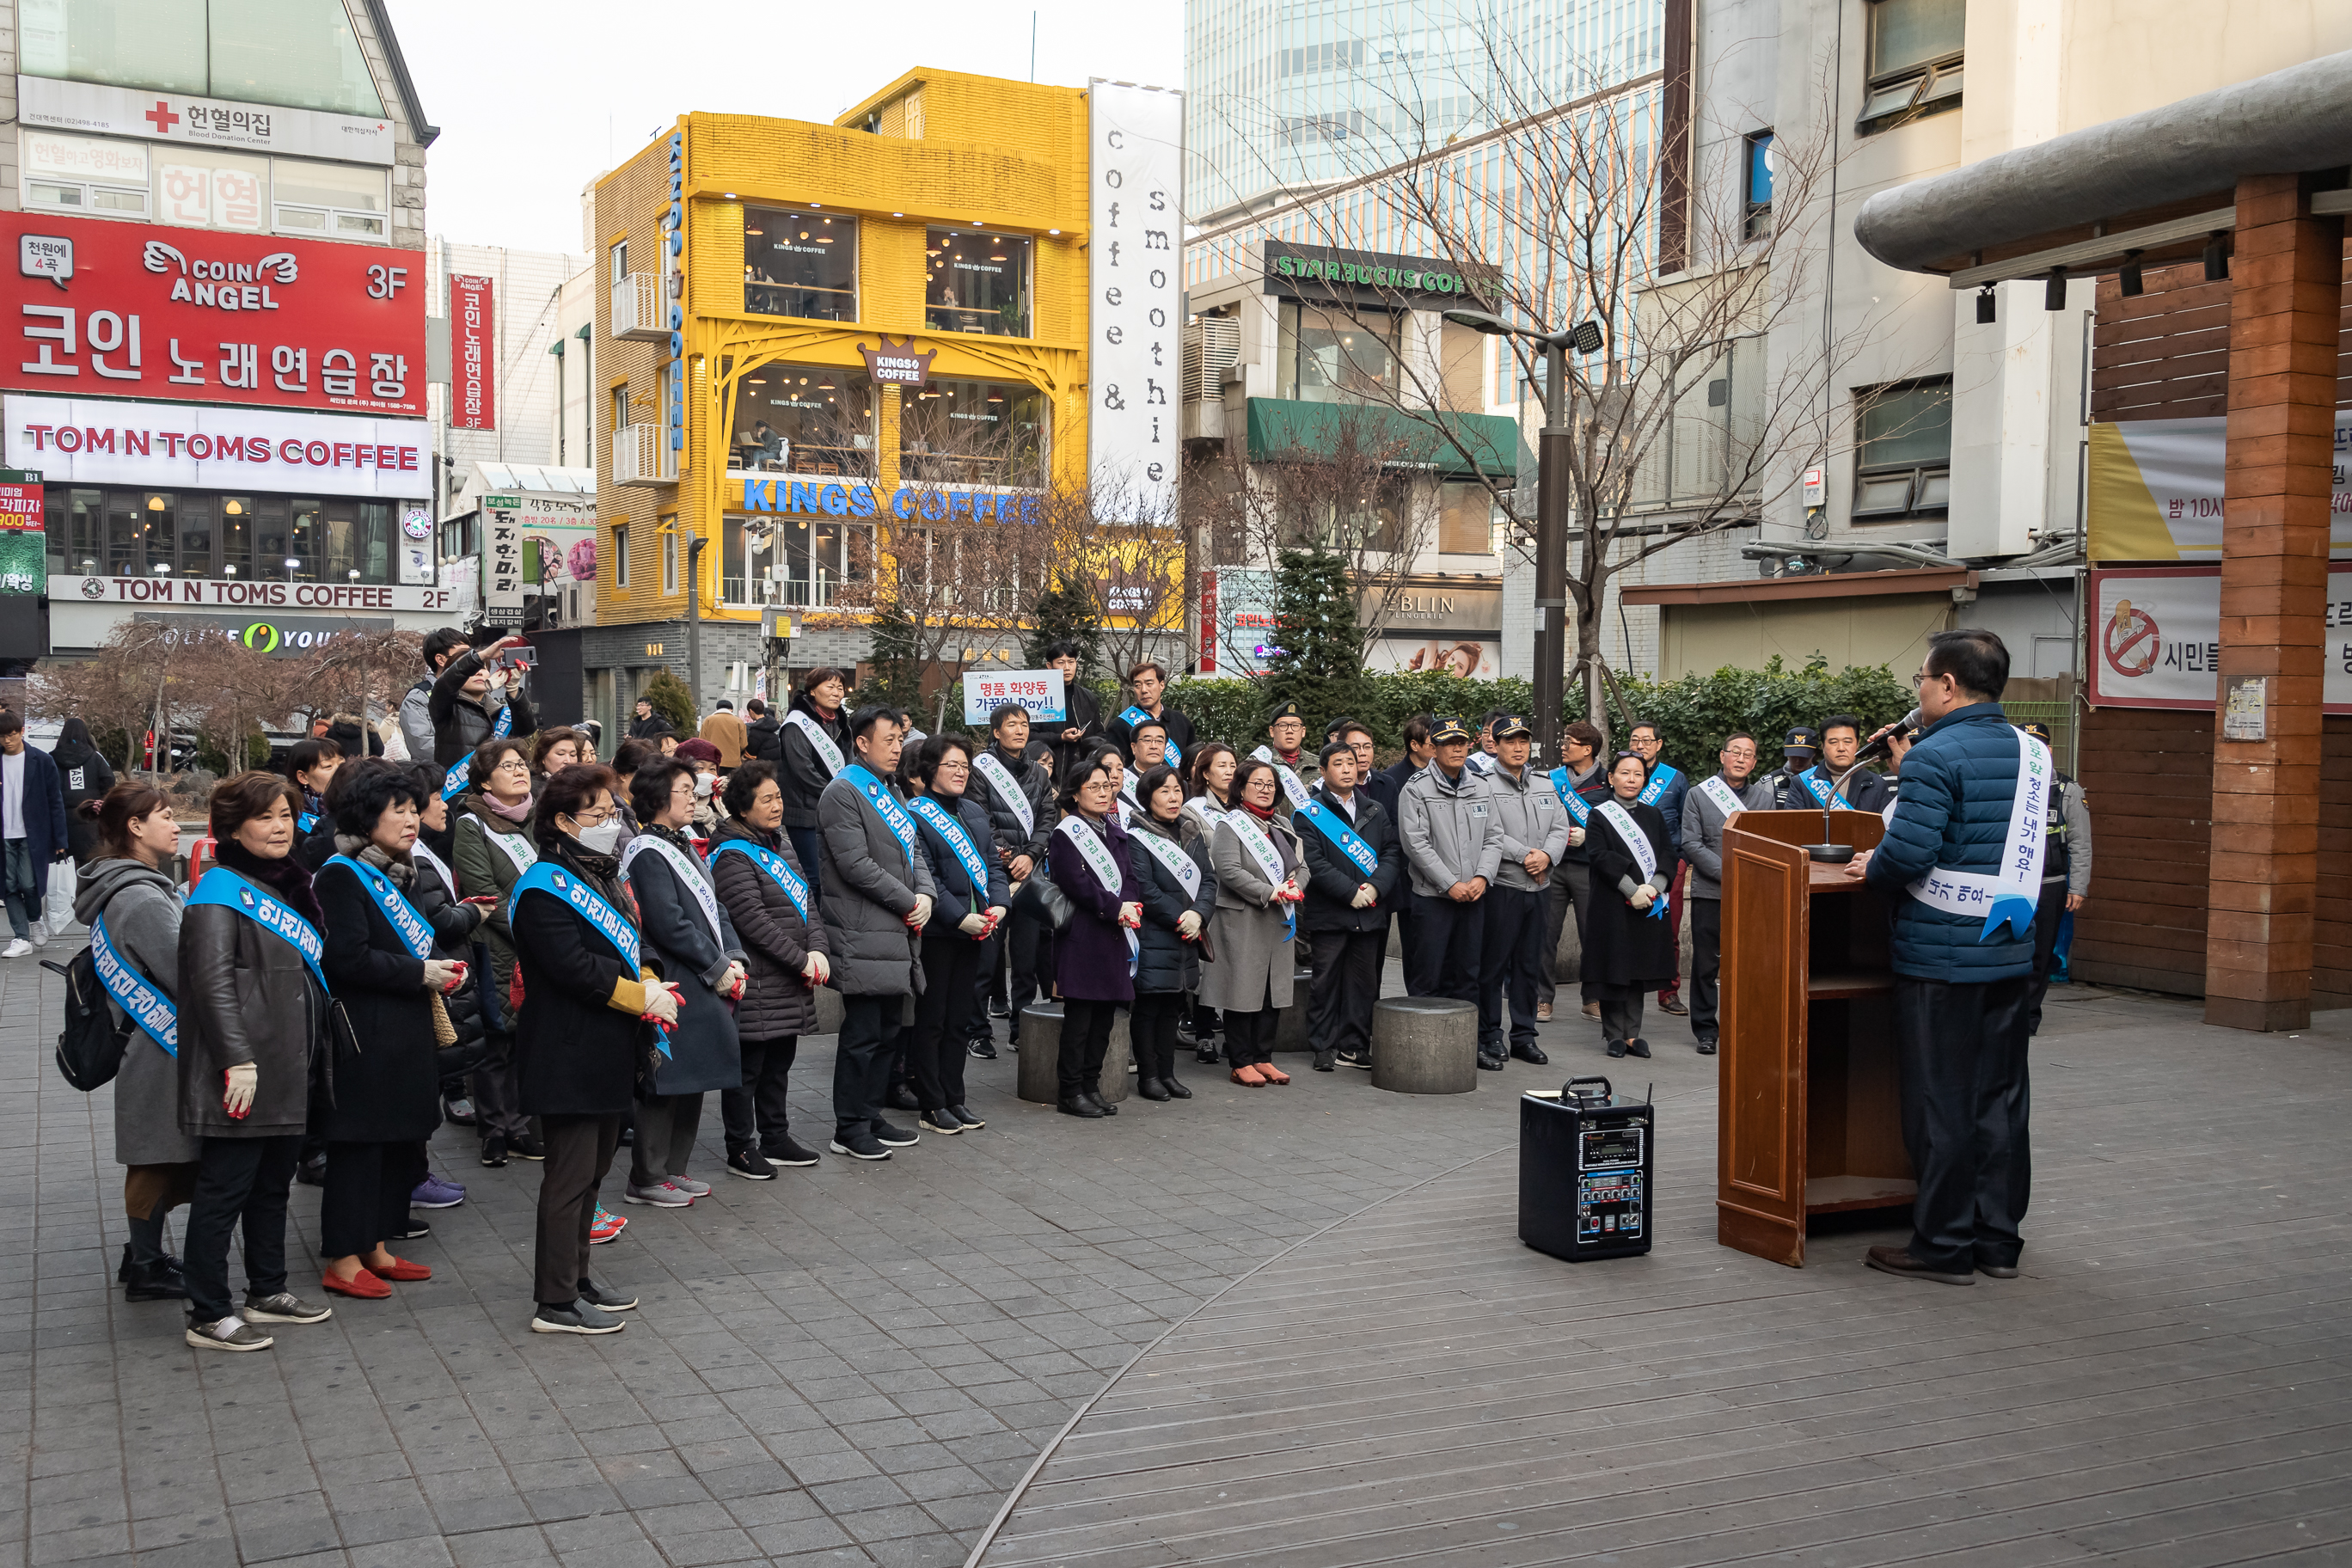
[1087,80,1184,513]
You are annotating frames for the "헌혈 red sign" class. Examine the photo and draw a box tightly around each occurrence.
[450,273,495,431]
[4,211,424,417]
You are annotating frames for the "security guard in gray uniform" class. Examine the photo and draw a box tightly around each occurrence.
[2019,722,2092,1037]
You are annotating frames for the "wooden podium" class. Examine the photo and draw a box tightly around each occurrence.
[1716,808,1914,1266]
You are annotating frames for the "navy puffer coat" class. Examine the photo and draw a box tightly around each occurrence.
[1863,701,2037,983]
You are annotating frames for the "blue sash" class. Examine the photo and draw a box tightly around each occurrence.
[1297,798,1379,877]
[442,702,515,801]
[187,867,328,995]
[509,859,666,1057]
[1802,769,1850,811]
[1637,761,1682,807]
[323,854,434,961]
[1119,704,1177,760]
[297,812,320,835]
[712,837,811,923]
[909,795,990,895]
[1548,769,1591,825]
[841,763,918,856]
[89,913,176,1057]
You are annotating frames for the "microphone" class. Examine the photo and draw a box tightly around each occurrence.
[1859,708,1921,759]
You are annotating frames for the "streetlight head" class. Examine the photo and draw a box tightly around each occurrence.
[1564,320,1607,355]
[1442,309,1510,335]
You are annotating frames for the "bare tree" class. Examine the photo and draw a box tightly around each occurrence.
[1196,42,1920,725]
[1041,469,1193,687]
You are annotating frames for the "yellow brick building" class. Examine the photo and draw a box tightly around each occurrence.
[580,68,1092,732]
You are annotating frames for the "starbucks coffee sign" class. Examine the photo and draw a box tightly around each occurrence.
[1262,241,1492,306]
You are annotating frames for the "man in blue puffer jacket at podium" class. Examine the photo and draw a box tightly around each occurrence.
[1843,628,2043,1288]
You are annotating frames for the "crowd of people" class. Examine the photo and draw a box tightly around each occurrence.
[19,620,2098,1347]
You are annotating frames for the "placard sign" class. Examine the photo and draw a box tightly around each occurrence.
[0,474,44,597]
[961,669,1068,725]
[3,211,422,415]
[2087,565,2352,714]
[1087,79,1183,512]
[450,274,496,432]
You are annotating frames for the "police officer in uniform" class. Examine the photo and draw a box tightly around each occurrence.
[2019,722,2092,1037]
[1477,716,1569,1069]
[1764,727,1821,810]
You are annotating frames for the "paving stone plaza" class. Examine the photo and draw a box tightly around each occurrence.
[6,959,2345,1568]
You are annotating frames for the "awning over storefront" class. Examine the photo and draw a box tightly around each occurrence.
[1244,397,1518,481]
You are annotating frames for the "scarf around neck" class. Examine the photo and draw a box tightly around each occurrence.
[216,838,326,928]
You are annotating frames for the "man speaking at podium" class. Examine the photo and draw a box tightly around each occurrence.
[1842,629,2044,1287]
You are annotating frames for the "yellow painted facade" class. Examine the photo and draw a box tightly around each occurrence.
[591,69,1093,632]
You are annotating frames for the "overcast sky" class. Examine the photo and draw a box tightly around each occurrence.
[389,0,1185,256]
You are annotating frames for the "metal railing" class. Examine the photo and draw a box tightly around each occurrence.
[611,273,666,341]
[612,425,676,486]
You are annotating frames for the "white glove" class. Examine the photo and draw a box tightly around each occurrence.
[1567,824,1585,847]
[907,893,934,929]
[1118,901,1144,928]
[1175,910,1203,939]
[421,958,464,992]
[223,1063,257,1118]
[1629,884,1657,911]
[959,911,988,936]
[718,961,746,998]
[802,951,830,985]
[644,984,681,1026]
[1351,884,1378,909]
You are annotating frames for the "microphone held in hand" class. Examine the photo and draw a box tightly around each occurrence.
[1859,707,1923,759]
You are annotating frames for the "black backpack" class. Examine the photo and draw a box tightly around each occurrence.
[44,952,134,1093]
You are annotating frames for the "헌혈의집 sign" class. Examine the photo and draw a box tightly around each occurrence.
[4,211,422,416]
[1087,79,1184,515]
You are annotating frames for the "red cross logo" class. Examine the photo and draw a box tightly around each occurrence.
[144,99,180,134]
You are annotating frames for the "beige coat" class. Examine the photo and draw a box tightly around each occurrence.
[1197,812,1301,1014]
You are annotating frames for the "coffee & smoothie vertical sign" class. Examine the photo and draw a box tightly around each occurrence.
[1087,80,1184,518]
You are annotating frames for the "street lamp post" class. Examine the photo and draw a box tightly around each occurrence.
[1442,310,1606,760]
[686,536,708,716]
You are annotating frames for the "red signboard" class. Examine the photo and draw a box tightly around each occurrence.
[3,211,424,417]
[0,480,40,530]
[450,273,495,431]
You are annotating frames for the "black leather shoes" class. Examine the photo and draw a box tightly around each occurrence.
[886,1084,921,1112]
[1975,1259,2020,1279]
[1312,1049,1336,1072]
[1510,1043,1549,1066]
[1866,1245,1975,1286]
[1694,1038,1719,1056]
[1136,1076,1171,1101]
[1657,994,1688,1017]
[1476,1052,1506,1071]
[1195,1044,1221,1064]
[1085,1088,1118,1116]
[1626,1038,1652,1058]
[1161,1075,1192,1099]
[1057,1095,1104,1118]
[1607,1040,1628,1058]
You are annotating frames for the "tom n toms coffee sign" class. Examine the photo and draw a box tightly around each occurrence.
[7,394,426,499]
[1263,241,1493,305]
[856,339,938,386]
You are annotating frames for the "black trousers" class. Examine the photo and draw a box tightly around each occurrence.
[1308,928,1384,1058]
[1892,974,2032,1272]
[968,929,1002,1041]
[1690,896,1724,1044]
[1406,891,1483,1002]
[1477,886,1545,1053]
[1007,910,1052,1039]
[536,1113,621,1306]
[184,1134,301,1321]
[1536,864,1589,1006]
[1131,991,1185,1079]
[722,1034,799,1156]
[912,927,980,1111]
[2025,881,2068,1036]
[832,995,901,1138]
[1222,1005,1277,1067]
[628,1092,702,1186]
[471,940,530,1142]
[320,1140,425,1259]
[1600,995,1645,1048]
[1059,998,1118,1097]
[787,827,824,903]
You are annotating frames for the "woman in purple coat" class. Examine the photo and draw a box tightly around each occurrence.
[1049,750,1140,1119]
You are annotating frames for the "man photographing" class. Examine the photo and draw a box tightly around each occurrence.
[1844,629,2039,1287]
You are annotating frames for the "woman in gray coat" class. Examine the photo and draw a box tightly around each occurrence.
[710,762,830,1178]
[622,758,746,1207]
[1198,759,1305,1086]
[817,707,936,1161]
[73,783,199,1303]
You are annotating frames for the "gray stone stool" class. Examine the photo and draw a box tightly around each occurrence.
[812,986,846,1038]
[1016,1002,1130,1105]
[1371,997,1479,1093]
[1274,966,1318,1052]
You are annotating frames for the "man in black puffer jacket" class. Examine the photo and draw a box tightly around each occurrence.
[963,704,1054,1054]
[1294,739,1403,1073]
[741,699,782,765]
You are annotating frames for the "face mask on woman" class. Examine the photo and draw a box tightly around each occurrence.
[575,819,626,854]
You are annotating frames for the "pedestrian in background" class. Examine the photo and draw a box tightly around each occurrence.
[430,634,536,767]
[2,710,76,957]
[700,699,747,770]
[53,717,115,868]
[709,761,829,1176]
[742,699,781,764]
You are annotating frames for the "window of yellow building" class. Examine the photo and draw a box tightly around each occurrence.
[901,377,1046,487]
[745,206,858,322]
[925,228,1031,338]
[658,515,677,594]
[722,514,865,609]
[734,364,877,477]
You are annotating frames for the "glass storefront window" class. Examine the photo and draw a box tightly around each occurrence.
[1437,482,1494,554]
[18,0,209,95]
[723,516,861,607]
[194,0,385,116]
[732,364,876,477]
[287,498,322,580]
[1278,300,1402,404]
[178,496,213,576]
[925,229,1032,338]
[899,377,1047,485]
[744,207,857,322]
[218,496,255,578]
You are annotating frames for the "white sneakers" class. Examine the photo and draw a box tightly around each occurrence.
[28,920,48,949]
[1,939,30,959]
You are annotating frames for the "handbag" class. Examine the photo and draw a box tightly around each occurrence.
[1010,873,1074,934]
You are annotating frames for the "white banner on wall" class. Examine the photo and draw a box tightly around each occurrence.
[2086,414,2352,562]
[6,395,427,499]
[15,75,399,165]
[2087,565,2352,714]
[1086,79,1184,518]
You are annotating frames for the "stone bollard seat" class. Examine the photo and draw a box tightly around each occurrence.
[1017,1001,1131,1105]
[1370,997,1479,1094]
